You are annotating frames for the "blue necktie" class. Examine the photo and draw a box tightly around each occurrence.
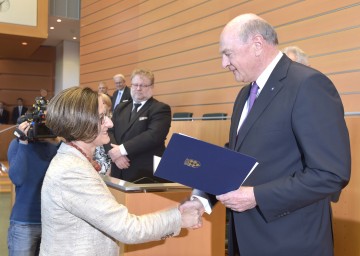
[235,82,259,146]
[114,90,122,109]
[248,82,259,113]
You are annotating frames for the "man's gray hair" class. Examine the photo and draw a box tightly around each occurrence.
[239,18,278,45]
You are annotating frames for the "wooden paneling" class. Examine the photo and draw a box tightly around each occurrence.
[0,46,56,123]
[80,0,360,118]
[332,116,360,256]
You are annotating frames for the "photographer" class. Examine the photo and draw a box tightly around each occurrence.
[7,116,61,255]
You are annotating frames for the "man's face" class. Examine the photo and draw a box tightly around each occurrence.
[219,29,257,83]
[98,83,107,94]
[113,77,125,90]
[0,102,3,109]
[130,75,153,102]
[17,99,23,106]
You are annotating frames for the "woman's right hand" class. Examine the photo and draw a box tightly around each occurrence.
[178,200,204,229]
[17,121,30,142]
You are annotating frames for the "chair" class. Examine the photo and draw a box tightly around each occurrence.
[172,112,193,121]
[202,113,227,120]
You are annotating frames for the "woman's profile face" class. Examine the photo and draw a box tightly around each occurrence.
[92,97,113,147]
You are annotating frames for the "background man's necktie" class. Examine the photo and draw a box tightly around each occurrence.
[114,90,122,109]
[248,82,259,114]
[130,103,141,121]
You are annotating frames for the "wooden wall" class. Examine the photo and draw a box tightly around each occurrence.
[0,46,56,124]
[80,0,360,118]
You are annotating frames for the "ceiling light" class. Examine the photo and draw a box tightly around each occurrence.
[50,26,54,30]
[57,19,62,23]
[73,36,77,40]
[21,42,28,46]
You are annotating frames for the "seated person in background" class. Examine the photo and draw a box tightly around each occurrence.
[93,93,112,175]
[282,45,309,66]
[107,68,172,183]
[11,98,28,124]
[7,120,60,256]
[0,101,9,124]
[40,86,201,255]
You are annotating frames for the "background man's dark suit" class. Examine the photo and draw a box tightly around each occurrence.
[195,55,351,256]
[0,108,9,124]
[111,86,131,111]
[11,106,28,124]
[108,97,171,183]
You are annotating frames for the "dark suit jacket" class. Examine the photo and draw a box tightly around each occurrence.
[0,109,9,124]
[107,97,172,183]
[195,55,351,256]
[111,87,131,111]
[11,106,28,124]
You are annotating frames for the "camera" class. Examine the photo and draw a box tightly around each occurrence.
[14,96,56,141]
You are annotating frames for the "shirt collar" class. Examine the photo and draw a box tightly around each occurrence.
[255,51,283,94]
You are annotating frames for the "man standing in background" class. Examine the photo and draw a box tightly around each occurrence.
[98,81,112,100]
[11,98,28,124]
[107,68,171,183]
[282,45,310,66]
[111,74,131,111]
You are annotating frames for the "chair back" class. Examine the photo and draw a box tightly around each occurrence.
[172,112,193,121]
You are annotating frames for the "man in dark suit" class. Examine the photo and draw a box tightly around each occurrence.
[111,73,131,111]
[11,98,28,124]
[0,101,9,124]
[192,13,351,256]
[107,68,171,183]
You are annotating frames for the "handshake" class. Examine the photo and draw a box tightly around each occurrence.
[178,198,205,229]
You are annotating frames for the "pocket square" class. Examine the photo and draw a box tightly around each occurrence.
[139,117,148,121]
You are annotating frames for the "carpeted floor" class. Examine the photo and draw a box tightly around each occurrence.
[0,192,11,256]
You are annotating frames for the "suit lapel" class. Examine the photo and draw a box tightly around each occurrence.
[116,101,132,136]
[235,55,290,150]
[229,86,249,150]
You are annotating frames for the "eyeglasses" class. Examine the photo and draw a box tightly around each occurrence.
[99,112,112,124]
[130,84,153,89]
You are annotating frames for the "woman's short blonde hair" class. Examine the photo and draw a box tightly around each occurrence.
[99,93,112,111]
[46,87,100,142]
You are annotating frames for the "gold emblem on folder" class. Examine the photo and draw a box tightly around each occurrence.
[184,158,201,168]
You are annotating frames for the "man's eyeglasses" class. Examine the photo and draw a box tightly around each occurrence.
[130,84,153,89]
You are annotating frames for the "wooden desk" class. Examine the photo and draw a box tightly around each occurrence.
[167,120,230,147]
[332,116,360,256]
[105,177,226,256]
[0,124,16,161]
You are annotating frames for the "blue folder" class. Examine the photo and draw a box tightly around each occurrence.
[154,133,258,195]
